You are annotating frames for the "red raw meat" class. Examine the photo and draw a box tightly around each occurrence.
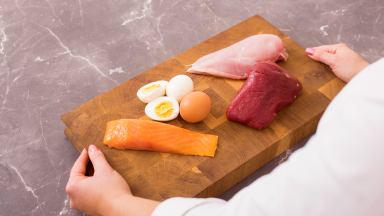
[226,61,303,130]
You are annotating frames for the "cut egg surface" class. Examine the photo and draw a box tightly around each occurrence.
[166,75,194,102]
[137,81,168,103]
[145,97,180,121]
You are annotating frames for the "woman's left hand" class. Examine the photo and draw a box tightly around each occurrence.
[66,145,133,215]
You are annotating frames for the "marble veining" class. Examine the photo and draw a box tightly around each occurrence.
[0,0,383,215]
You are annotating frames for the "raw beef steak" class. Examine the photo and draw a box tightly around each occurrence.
[226,61,303,130]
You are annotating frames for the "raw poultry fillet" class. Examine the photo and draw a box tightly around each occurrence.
[226,61,303,130]
[103,119,218,157]
[187,34,289,79]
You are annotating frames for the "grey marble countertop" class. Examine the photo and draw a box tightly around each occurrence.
[0,0,383,215]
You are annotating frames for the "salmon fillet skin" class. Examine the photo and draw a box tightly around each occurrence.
[226,61,303,130]
[103,119,218,157]
[187,34,289,79]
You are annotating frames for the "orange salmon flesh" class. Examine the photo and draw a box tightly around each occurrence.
[103,119,218,157]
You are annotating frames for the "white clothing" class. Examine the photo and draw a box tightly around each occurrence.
[152,58,384,216]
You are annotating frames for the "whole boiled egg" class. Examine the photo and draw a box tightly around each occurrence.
[180,91,211,123]
[166,75,194,102]
[137,81,168,103]
[145,97,179,121]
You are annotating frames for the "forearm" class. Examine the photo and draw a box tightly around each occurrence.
[154,58,384,216]
[103,194,161,216]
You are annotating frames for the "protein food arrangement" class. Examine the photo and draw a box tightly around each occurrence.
[103,34,303,157]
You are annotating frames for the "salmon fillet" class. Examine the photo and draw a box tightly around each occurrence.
[103,119,218,157]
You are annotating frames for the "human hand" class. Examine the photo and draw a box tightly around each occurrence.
[306,43,370,82]
[66,145,132,215]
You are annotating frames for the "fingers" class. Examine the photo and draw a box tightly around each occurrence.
[310,44,346,54]
[306,47,336,66]
[314,43,350,52]
[306,43,352,66]
[88,144,114,174]
[70,148,89,179]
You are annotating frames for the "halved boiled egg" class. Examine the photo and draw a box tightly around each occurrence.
[145,97,179,121]
[137,81,168,103]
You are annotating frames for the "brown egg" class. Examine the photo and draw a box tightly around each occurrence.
[180,91,211,123]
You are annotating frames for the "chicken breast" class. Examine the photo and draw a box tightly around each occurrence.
[187,34,288,79]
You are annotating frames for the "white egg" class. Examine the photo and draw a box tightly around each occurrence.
[137,81,168,103]
[145,97,179,121]
[166,75,194,102]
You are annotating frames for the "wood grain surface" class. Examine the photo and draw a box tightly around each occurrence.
[61,15,345,201]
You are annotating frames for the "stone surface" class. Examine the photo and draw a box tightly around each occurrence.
[0,0,383,215]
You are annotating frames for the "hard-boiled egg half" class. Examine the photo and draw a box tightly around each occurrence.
[137,81,168,103]
[166,75,194,102]
[145,97,179,121]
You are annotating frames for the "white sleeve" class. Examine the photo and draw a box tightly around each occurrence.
[152,58,384,216]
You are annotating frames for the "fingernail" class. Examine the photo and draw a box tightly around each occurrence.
[89,145,99,152]
[306,48,315,56]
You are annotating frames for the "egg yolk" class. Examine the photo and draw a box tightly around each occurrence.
[155,101,174,118]
[142,84,161,94]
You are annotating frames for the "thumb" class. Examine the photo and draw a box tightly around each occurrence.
[306,47,335,66]
[88,144,113,173]
[69,148,89,179]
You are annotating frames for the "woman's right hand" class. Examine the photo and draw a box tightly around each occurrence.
[305,43,370,83]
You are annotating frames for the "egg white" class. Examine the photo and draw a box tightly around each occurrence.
[137,81,168,103]
[145,97,180,121]
[166,75,194,102]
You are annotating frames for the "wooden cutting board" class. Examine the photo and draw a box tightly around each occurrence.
[61,15,345,201]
